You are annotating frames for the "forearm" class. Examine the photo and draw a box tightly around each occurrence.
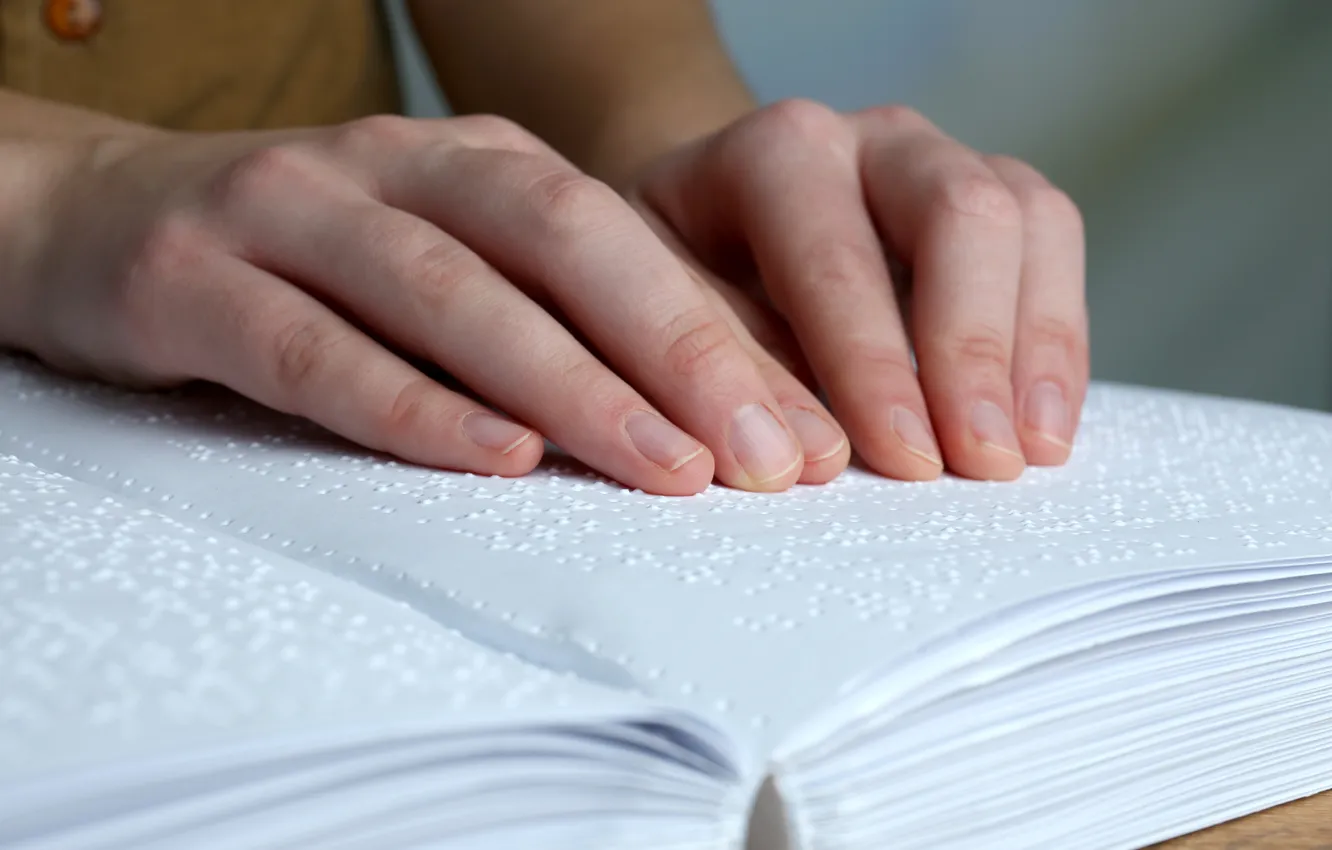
[0,87,163,141]
[407,0,756,187]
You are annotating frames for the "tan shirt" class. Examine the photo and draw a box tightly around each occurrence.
[0,0,401,130]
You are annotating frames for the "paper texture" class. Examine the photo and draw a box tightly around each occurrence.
[0,446,739,850]
[5,359,1332,761]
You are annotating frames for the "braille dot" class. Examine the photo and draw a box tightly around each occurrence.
[8,357,1332,755]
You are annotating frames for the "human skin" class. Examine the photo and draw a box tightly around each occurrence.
[0,1,1087,496]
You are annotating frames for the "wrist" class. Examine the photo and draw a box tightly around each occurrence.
[0,130,163,351]
[0,141,72,349]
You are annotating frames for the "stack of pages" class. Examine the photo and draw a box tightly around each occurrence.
[2,352,1331,849]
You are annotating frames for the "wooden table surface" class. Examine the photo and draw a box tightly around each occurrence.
[1151,791,1332,849]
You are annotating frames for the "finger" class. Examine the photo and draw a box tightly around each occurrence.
[638,203,851,483]
[856,106,1027,481]
[701,269,816,389]
[665,99,943,481]
[633,201,817,386]
[230,192,716,497]
[984,155,1089,466]
[369,146,805,492]
[700,281,851,484]
[149,250,545,476]
[328,113,564,163]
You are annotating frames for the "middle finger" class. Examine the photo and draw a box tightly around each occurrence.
[378,146,806,493]
[693,101,947,482]
[235,190,716,496]
[856,106,1028,481]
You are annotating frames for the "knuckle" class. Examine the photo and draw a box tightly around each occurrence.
[118,215,207,357]
[268,317,342,395]
[378,378,440,442]
[753,97,847,144]
[660,307,740,381]
[547,355,625,416]
[946,327,1013,372]
[557,355,614,392]
[983,153,1034,178]
[985,155,1083,233]
[933,173,1022,228]
[131,214,205,283]
[839,336,918,383]
[454,113,544,153]
[351,214,486,310]
[1019,182,1084,235]
[403,240,488,310]
[860,103,933,133]
[357,209,427,260]
[1024,315,1088,363]
[525,169,621,236]
[210,145,321,211]
[336,114,423,152]
[801,240,888,297]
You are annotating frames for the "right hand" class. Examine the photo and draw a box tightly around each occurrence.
[8,115,842,495]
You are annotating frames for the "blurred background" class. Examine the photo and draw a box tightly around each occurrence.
[384,0,1332,411]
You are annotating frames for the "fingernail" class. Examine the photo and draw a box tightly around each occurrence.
[624,410,706,472]
[970,400,1025,461]
[783,407,847,463]
[890,406,942,466]
[729,403,802,485]
[461,411,533,454]
[1024,381,1071,448]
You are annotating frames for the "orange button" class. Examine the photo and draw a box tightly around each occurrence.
[45,0,102,42]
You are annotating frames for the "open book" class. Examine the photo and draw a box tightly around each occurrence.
[3,353,1332,850]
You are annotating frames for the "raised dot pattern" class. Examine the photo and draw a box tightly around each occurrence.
[4,359,1332,746]
[0,451,619,782]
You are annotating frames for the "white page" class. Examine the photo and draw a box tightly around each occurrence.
[5,357,1332,762]
[0,449,739,849]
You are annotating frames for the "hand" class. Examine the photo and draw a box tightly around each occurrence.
[12,115,831,496]
[630,99,1089,482]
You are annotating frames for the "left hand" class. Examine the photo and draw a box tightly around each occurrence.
[627,98,1088,483]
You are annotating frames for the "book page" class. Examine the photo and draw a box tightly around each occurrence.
[4,357,1332,761]
[0,448,740,849]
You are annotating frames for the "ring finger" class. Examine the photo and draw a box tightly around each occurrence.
[236,195,718,496]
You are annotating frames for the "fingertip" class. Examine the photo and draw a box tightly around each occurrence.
[968,445,1028,481]
[454,409,545,474]
[935,443,1026,482]
[844,404,945,482]
[481,429,546,476]
[1019,430,1073,467]
[881,452,946,482]
[639,448,716,497]
[857,448,944,483]
[1017,379,1075,466]
[379,412,546,478]
[797,445,851,485]
[620,409,716,496]
[728,451,805,493]
[932,397,1029,481]
[783,406,851,484]
[718,403,805,493]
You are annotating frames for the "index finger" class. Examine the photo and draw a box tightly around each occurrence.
[371,143,806,492]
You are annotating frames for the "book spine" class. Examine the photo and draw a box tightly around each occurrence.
[745,773,800,850]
